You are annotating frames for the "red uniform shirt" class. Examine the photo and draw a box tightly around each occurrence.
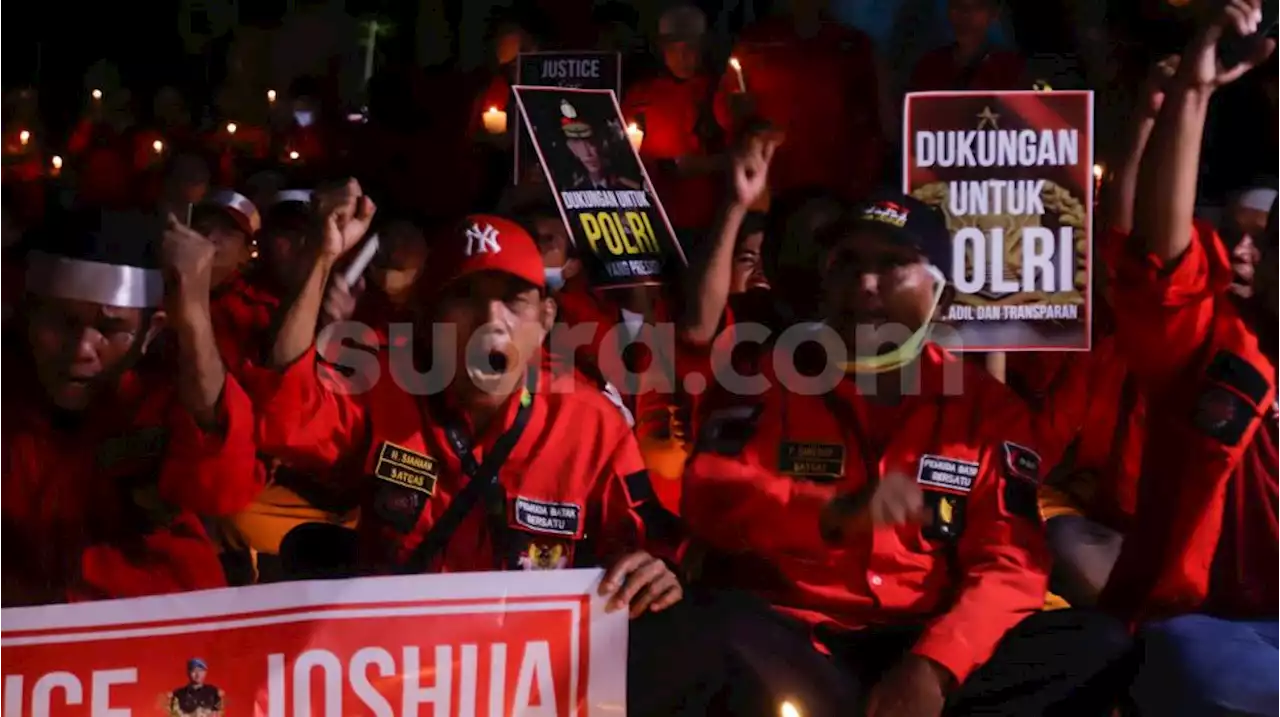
[622,72,722,231]
[211,271,282,378]
[715,17,885,202]
[683,343,1050,682]
[250,348,677,575]
[1103,223,1278,621]
[908,46,1026,92]
[2,358,260,605]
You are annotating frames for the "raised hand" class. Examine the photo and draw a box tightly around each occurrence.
[1140,55,1181,117]
[1182,0,1276,91]
[320,183,377,261]
[161,213,216,302]
[729,131,781,209]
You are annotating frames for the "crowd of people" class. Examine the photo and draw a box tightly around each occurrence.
[2,0,1278,715]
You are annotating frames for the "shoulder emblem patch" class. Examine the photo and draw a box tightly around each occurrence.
[1002,442,1042,482]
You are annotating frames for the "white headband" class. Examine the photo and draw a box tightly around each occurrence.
[25,251,164,309]
[1237,188,1278,214]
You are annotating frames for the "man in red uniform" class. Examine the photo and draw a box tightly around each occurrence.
[3,209,260,605]
[253,200,737,715]
[1099,3,1278,713]
[908,0,1026,92]
[622,5,726,233]
[715,0,885,202]
[682,184,1129,714]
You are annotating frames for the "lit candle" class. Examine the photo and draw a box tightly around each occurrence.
[288,150,300,161]
[91,89,103,101]
[482,106,507,135]
[780,701,802,717]
[152,139,164,154]
[1092,163,1104,181]
[267,89,277,104]
[729,57,747,93]
[19,130,30,146]
[226,122,237,135]
[626,122,644,152]
[50,155,63,177]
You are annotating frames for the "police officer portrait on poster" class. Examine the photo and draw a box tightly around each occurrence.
[904,90,1094,351]
[513,86,684,289]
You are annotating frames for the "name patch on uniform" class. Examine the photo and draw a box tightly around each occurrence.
[1002,442,1042,482]
[374,442,439,496]
[513,497,582,537]
[916,454,979,493]
[778,442,845,480]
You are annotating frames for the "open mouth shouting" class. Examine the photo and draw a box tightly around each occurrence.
[466,328,518,392]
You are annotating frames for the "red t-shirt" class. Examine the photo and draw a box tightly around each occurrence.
[715,17,884,202]
[622,72,722,231]
[908,46,1026,92]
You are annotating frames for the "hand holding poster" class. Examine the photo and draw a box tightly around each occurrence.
[1,569,626,716]
[515,86,685,289]
[903,90,1094,351]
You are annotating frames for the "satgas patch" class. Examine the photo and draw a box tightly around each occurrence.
[778,442,845,481]
[374,441,439,496]
[1002,442,1042,482]
[916,454,979,493]
[512,497,583,537]
[1192,386,1254,446]
[509,536,575,571]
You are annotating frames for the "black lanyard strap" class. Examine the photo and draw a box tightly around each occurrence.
[399,367,538,574]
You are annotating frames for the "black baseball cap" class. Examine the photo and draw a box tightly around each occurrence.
[845,193,952,272]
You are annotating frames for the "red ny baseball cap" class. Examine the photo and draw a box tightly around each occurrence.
[428,214,546,293]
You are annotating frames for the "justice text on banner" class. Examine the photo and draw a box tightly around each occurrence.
[1,569,627,717]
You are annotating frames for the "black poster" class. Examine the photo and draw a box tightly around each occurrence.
[514,52,621,184]
[513,86,685,289]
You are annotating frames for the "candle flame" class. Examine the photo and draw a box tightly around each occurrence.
[91,89,103,100]
[51,155,63,169]
[487,106,501,115]
[267,89,277,103]
[1092,163,1104,180]
[19,130,30,145]
[627,122,641,133]
[153,139,164,153]
[226,122,237,134]
[289,150,300,160]
[780,701,802,717]
[729,57,742,71]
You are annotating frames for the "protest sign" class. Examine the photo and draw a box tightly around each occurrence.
[515,52,622,184]
[903,90,1094,351]
[514,86,685,289]
[1,569,626,716]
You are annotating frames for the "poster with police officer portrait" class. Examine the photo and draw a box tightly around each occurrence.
[514,51,621,184]
[513,86,685,289]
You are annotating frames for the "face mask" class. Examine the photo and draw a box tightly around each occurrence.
[293,110,314,128]
[840,265,947,375]
[544,266,566,292]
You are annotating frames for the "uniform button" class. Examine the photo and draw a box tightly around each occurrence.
[869,574,883,587]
